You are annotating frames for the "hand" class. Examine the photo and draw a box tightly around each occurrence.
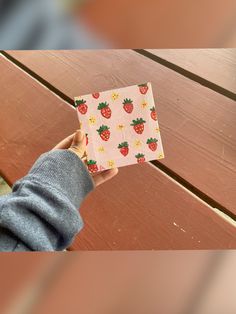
[53,130,118,186]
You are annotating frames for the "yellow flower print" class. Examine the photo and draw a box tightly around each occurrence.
[133,139,142,148]
[158,153,164,159]
[111,92,119,101]
[155,127,160,133]
[117,124,125,131]
[107,160,115,168]
[98,146,105,153]
[88,115,96,125]
[141,100,148,109]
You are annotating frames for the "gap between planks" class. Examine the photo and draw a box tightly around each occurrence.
[148,162,236,227]
[0,51,75,107]
[1,50,235,224]
[151,160,236,222]
[134,49,236,101]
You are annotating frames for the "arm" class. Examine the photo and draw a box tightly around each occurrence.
[0,149,94,251]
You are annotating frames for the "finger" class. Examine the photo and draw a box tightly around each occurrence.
[53,133,75,150]
[93,168,119,186]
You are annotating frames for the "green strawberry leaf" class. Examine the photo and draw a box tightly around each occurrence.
[98,102,108,110]
[118,141,129,148]
[135,153,145,158]
[75,99,86,107]
[147,138,158,144]
[97,125,110,134]
[123,98,133,104]
[130,118,146,126]
[87,160,97,165]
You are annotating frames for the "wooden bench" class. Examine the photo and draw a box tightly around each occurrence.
[0,50,235,250]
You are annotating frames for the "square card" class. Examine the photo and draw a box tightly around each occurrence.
[74,82,164,173]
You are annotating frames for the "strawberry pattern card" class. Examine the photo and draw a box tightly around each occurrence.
[74,82,164,173]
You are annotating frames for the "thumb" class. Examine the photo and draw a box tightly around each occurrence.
[69,130,86,158]
[71,129,85,147]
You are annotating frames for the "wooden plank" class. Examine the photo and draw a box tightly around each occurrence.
[0,56,79,185]
[76,163,236,250]
[146,49,236,94]
[0,56,235,249]
[6,50,236,216]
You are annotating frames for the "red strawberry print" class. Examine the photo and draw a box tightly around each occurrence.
[87,160,98,173]
[147,138,158,151]
[130,118,146,134]
[138,83,148,95]
[85,133,88,146]
[98,102,112,119]
[92,92,100,99]
[123,98,134,113]
[150,106,157,121]
[97,125,110,141]
[135,153,145,163]
[118,142,129,156]
[75,99,87,114]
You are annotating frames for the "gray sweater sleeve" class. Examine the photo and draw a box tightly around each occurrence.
[0,150,94,252]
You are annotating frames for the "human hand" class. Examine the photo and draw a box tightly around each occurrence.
[53,130,118,186]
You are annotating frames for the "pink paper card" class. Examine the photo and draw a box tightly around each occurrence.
[74,82,164,173]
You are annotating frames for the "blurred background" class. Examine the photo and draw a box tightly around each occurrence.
[0,0,236,49]
[0,251,236,314]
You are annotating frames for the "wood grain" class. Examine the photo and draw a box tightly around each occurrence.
[76,163,236,250]
[6,50,236,215]
[0,56,79,185]
[147,49,236,94]
[0,55,235,249]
